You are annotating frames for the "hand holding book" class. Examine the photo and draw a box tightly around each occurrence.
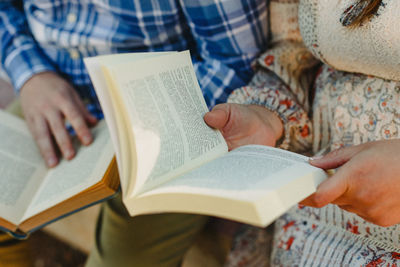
[204,103,283,150]
[302,140,400,227]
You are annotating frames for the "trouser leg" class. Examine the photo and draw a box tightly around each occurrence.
[85,194,209,267]
[0,233,33,267]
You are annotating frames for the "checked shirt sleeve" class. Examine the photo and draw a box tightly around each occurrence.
[0,1,56,92]
[180,0,269,108]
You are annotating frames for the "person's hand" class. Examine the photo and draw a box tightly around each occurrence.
[20,72,97,167]
[204,103,283,150]
[301,139,400,227]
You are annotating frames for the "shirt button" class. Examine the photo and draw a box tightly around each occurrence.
[69,49,80,59]
[67,13,77,23]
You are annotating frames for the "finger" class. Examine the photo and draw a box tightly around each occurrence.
[338,204,358,214]
[30,117,59,167]
[84,110,98,126]
[204,104,230,129]
[299,193,316,206]
[300,194,349,207]
[46,111,75,160]
[309,144,366,169]
[358,208,398,227]
[72,93,98,126]
[61,100,93,146]
[301,167,349,208]
[298,193,349,207]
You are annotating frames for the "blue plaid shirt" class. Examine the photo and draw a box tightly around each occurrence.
[0,0,269,118]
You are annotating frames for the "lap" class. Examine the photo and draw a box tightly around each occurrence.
[85,194,209,267]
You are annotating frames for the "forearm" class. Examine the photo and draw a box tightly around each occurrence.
[247,104,283,143]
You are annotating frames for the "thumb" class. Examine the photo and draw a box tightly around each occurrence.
[301,167,349,207]
[310,144,365,169]
[204,104,231,130]
[73,92,98,125]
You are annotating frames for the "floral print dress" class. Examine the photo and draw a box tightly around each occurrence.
[224,0,400,266]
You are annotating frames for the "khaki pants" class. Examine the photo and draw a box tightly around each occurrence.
[0,233,32,267]
[85,194,209,267]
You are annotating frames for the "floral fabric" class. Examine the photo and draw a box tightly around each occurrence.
[225,0,400,265]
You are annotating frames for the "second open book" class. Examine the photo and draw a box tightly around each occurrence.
[84,51,327,227]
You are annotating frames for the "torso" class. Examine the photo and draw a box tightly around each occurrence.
[299,0,400,81]
[273,1,400,265]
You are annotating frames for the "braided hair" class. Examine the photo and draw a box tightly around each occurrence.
[347,0,383,27]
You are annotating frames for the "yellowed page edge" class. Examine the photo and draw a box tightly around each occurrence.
[85,52,176,194]
[122,145,327,226]
[125,191,264,227]
[101,66,137,198]
[105,51,228,199]
[84,57,124,187]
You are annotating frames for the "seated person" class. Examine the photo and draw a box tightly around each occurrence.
[0,1,268,266]
[204,0,400,265]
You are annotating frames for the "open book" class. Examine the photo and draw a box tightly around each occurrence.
[84,51,327,227]
[0,111,118,237]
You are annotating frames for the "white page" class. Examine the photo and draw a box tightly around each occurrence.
[105,51,228,197]
[84,52,175,194]
[0,111,46,225]
[21,121,114,221]
[147,145,322,194]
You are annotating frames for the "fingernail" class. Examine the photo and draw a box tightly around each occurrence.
[326,169,337,176]
[83,135,92,145]
[310,155,323,161]
[47,157,57,167]
[65,149,75,159]
[89,116,98,123]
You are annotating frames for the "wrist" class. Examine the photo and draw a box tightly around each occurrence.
[20,71,62,94]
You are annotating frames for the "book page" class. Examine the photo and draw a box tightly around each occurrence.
[127,145,327,226]
[0,111,47,225]
[143,145,322,193]
[84,52,174,193]
[104,51,228,196]
[21,121,114,221]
